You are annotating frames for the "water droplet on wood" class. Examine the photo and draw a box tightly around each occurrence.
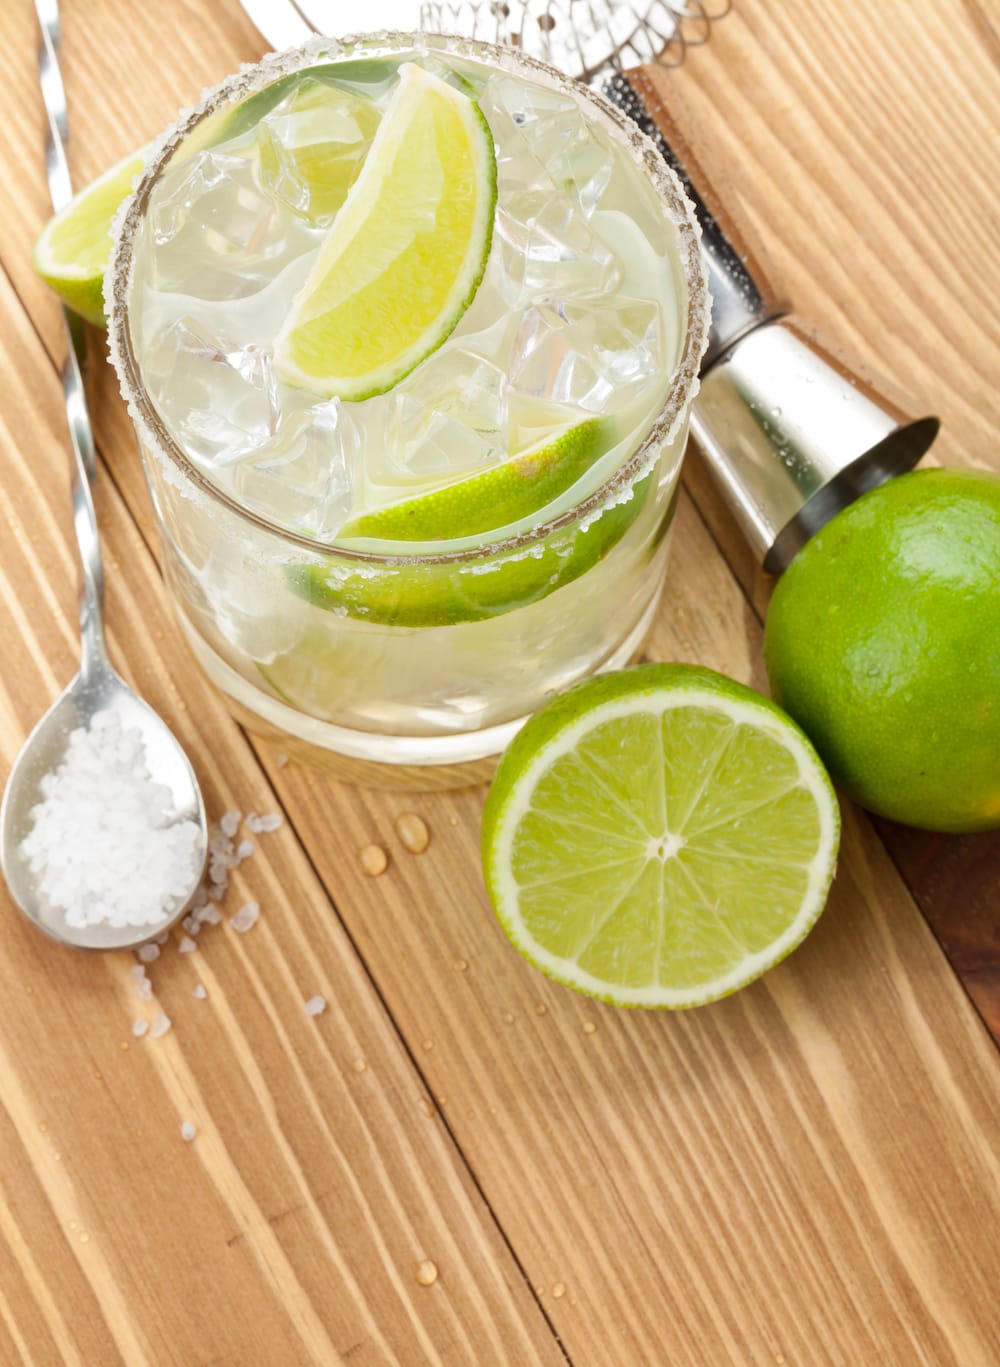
[359,844,388,876]
[396,812,430,854]
[415,1260,438,1287]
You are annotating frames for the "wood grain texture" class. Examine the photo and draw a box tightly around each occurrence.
[0,272,561,1364]
[1,1,999,1365]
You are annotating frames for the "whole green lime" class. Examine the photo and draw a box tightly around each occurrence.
[764,468,1000,833]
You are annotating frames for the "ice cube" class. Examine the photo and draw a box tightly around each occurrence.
[256,76,379,222]
[480,72,623,306]
[493,187,623,308]
[403,343,508,448]
[144,320,281,467]
[232,393,356,538]
[352,344,508,511]
[143,149,318,300]
[484,75,614,216]
[508,296,661,414]
[133,249,317,371]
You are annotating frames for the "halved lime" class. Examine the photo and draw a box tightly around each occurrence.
[482,664,840,1009]
[340,415,616,542]
[274,62,497,401]
[33,146,148,325]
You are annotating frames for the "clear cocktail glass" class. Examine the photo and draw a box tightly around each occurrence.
[108,33,709,788]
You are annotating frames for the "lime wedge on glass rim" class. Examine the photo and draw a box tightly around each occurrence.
[33,146,149,325]
[274,62,497,401]
[482,664,841,1009]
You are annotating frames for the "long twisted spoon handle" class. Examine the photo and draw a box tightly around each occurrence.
[35,0,108,683]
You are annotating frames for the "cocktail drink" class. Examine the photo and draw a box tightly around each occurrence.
[109,33,708,785]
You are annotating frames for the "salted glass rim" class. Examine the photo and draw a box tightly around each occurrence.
[107,30,710,568]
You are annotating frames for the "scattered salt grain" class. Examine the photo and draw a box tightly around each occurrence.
[197,903,222,926]
[231,901,260,933]
[19,709,201,929]
[246,812,283,835]
[137,943,160,964]
[178,936,197,953]
[209,856,230,885]
[192,984,207,999]
[135,978,153,1002]
[181,915,201,936]
[303,995,326,1016]
[132,1018,149,1038]
[129,964,146,981]
[154,931,170,946]
[219,809,241,838]
[180,1121,196,1142]
[234,839,255,863]
[149,1013,171,1039]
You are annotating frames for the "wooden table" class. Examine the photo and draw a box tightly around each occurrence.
[1,2,998,1362]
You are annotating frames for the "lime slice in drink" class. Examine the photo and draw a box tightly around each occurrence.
[482,664,841,1009]
[33,146,148,325]
[274,63,497,401]
[289,467,661,628]
[256,78,381,222]
[340,416,616,542]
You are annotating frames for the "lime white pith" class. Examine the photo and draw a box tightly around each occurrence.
[483,670,840,1009]
[273,62,497,401]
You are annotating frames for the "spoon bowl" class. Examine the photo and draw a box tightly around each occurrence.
[1,662,208,951]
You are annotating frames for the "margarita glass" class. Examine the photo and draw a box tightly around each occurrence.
[108,33,708,787]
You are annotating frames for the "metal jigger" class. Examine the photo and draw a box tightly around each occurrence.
[604,74,940,573]
[694,318,940,573]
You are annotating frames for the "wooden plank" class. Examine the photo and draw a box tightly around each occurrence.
[1,1,999,1364]
[652,0,1000,1036]
[0,271,562,1365]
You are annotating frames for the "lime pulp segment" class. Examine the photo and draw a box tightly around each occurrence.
[273,62,497,401]
[482,665,840,1009]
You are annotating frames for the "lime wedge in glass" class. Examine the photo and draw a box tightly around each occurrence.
[340,416,617,542]
[482,664,841,1009]
[33,146,148,325]
[288,471,659,629]
[274,62,497,401]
